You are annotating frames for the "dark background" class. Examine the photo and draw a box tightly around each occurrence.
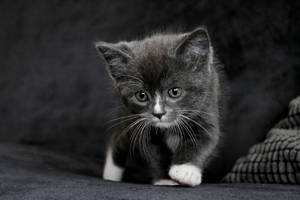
[0,0,299,181]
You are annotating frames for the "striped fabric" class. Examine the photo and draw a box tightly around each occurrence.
[223,96,300,184]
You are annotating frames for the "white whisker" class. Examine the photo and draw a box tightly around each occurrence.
[179,114,210,136]
[129,118,147,158]
[117,75,144,83]
[105,115,140,131]
[178,117,197,147]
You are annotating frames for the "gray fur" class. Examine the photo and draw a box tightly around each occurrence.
[96,27,225,184]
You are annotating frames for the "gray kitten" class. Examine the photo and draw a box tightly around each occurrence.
[96,27,224,186]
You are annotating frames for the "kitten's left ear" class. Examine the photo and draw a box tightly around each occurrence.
[95,41,133,82]
[174,27,213,71]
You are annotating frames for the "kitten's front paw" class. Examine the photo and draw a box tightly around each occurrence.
[168,163,202,187]
[153,179,179,186]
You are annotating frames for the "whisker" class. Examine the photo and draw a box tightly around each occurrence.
[117,75,144,83]
[105,115,140,131]
[116,117,144,144]
[174,120,185,147]
[106,114,140,124]
[119,81,142,88]
[172,120,180,148]
[171,124,180,148]
[180,109,214,117]
[179,114,210,136]
[128,118,147,158]
[179,117,197,147]
[130,120,144,158]
[144,123,151,158]
[139,121,149,158]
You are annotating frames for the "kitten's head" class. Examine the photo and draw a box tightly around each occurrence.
[96,27,214,129]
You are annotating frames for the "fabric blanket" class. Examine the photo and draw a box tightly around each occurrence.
[224,96,300,184]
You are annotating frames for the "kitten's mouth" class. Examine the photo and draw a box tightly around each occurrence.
[151,114,176,128]
[153,121,176,128]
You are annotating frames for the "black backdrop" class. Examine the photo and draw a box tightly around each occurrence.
[0,0,300,181]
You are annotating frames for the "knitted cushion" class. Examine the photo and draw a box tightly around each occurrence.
[223,96,300,184]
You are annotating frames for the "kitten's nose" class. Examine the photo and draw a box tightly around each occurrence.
[152,112,166,119]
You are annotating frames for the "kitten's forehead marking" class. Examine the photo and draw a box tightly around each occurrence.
[153,93,163,114]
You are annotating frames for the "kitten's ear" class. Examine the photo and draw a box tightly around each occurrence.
[175,27,213,71]
[95,41,133,81]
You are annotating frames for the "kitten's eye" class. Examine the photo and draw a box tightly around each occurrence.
[168,87,182,98]
[135,91,148,102]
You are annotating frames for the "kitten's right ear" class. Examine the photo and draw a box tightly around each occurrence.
[95,41,133,81]
[174,27,213,72]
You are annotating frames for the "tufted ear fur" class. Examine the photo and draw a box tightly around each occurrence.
[95,41,133,82]
[175,27,213,72]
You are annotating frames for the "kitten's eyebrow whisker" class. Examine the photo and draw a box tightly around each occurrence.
[117,75,144,83]
[119,81,142,87]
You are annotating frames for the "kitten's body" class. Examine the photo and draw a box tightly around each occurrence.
[96,27,225,186]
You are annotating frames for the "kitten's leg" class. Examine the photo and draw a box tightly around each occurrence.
[103,128,130,181]
[168,134,218,187]
[103,147,124,181]
[145,143,176,186]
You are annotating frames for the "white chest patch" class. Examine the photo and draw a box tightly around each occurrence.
[165,134,180,152]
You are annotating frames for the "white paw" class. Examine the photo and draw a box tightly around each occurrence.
[153,179,179,186]
[168,163,202,187]
[103,148,124,181]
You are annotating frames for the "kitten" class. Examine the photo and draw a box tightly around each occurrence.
[96,27,224,187]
